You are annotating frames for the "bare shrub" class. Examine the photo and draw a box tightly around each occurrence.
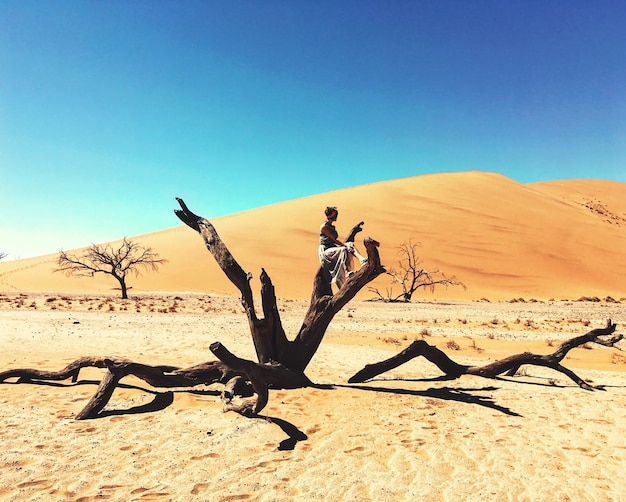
[56,238,167,299]
[610,353,626,365]
[383,337,401,345]
[369,239,465,302]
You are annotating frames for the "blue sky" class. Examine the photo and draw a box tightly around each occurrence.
[1,1,625,259]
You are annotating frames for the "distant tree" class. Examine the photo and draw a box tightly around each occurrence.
[369,239,465,302]
[55,238,167,299]
[0,251,6,261]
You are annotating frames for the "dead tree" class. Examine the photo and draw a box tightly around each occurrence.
[2,199,622,423]
[369,239,465,302]
[1,198,385,418]
[349,320,624,390]
[56,238,167,299]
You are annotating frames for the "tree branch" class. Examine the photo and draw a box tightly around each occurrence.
[349,320,623,391]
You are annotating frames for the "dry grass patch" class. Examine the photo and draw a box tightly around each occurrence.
[610,353,626,365]
[446,340,460,350]
[463,336,484,353]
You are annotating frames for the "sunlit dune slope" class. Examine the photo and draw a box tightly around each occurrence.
[2,171,625,300]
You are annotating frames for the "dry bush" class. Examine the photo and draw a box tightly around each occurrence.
[446,340,460,350]
[464,336,484,353]
[577,296,601,302]
[610,353,626,365]
[509,297,526,303]
[381,337,401,345]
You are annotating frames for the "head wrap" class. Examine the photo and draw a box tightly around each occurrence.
[325,206,338,220]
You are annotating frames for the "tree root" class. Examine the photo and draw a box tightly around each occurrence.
[1,347,311,419]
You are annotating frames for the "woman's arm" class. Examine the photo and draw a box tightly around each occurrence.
[320,225,345,247]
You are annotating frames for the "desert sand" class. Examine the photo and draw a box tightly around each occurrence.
[1,171,626,501]
[1,293,625,501]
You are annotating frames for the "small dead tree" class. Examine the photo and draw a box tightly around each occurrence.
[55,238,167,299]
[369,239,465,302]
[0,251,6,261]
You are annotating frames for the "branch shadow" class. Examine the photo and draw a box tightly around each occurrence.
[338,383,522,417]
[96,391,175,418]
[1,378,221,418]
[4,378,218,395]
[248,414,308,451]
[493,375,626,391]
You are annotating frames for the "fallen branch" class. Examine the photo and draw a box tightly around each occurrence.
[349,320,623,391]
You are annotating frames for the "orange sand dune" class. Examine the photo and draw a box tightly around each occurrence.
[1,171,625,300]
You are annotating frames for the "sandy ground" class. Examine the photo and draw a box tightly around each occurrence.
[1,293,625,501]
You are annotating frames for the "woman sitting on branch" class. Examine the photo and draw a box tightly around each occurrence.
[318,206,367,289]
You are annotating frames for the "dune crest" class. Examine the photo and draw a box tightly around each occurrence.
[2,171,625,300]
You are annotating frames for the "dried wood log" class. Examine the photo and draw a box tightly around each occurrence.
[349,320,623,390]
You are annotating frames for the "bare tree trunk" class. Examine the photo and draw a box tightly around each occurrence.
[174,197,386,373]
[119,278,129,300]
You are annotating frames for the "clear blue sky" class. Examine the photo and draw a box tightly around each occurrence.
[1,1,625,259]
